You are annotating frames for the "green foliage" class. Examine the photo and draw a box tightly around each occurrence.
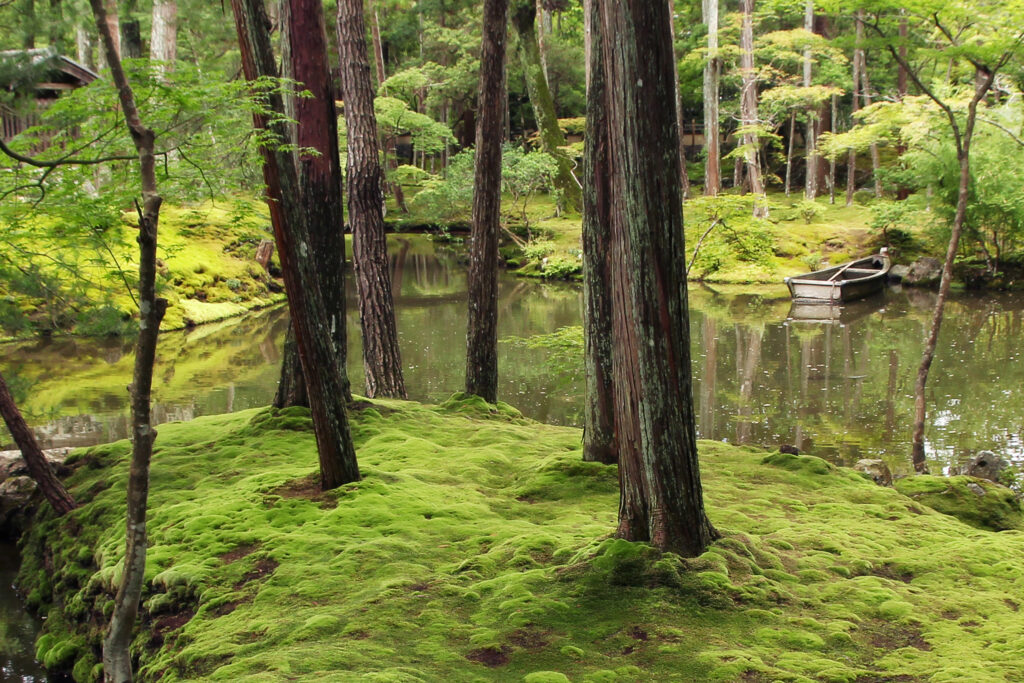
[409,149,475,224]
[501,146,559,229]
[374,97,455,156]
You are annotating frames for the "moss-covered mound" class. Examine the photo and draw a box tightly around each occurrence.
[894,475,1024,532]
[18,398,1024,682]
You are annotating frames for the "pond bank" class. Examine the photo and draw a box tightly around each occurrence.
[16,397,1024,682]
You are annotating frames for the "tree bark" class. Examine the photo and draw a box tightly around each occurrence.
[846,12,863,207]
[337,0,407,399]
[88,0,166,678]
[20,0,35,49]
[232,0,360,489]
[701,0,720,196]
[803,0,818,200]
[274,322,308,408]
[150,0,178,73]
[667,0,690,199]
[739,0,767,217]
[581,0,616,465]
[596,0,716,556]
[121,17,142,58]
[465,0,508,403]
[48,0,65,52]
[510,0,581,212]
[0,372,76,515]
[368,0,408,212]
[857,11,882,198]
[785,111,795,197]
[76,24,95,70]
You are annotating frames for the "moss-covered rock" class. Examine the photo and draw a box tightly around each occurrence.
[893,475,1024,531]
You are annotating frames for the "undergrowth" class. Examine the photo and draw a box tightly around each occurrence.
[17,396,1024,682]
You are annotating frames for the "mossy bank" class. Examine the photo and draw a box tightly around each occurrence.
[18,396,1024,681]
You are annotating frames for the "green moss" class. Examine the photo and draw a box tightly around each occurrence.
[894,475,1024,531]
[18,398,1024,682]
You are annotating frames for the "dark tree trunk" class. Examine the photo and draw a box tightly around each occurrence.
[0,372,75,515]
[274,322,308,408]
[465,0,508,403]
[511,0,581,212]
[581,0,616,465]
[337,0,407,399]
[88,0,166,678]
[232,0,360,489]
[48,0,65,52]
[20,0,36,49]
[596,0,717,557]
[121,18,142,58]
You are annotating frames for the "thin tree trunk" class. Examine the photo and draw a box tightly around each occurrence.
[582,0,616,465]
[76,24,95,69]
[667,0,690,199]
[232,0,360,489]
[828,92,837,203]
[368,0,408,212]
[369,0,386,86]
[739,0,767,217]
[0,372,76,515]
[150,0,178,73]
[856,10,882,198]
[337,0,407,399]
[20,0,35,49]
[535,0,550,83]
[465,0,508,403]
[48,0,64,52]
[702,0,720,196]
[103,0,120,61]
[89,0,166,678]
[803,0,817,200]
[785,111,795,197]
[597,0,716,556]
[847,13,863,206]
[583,0,592,91]
[511,0,581,212]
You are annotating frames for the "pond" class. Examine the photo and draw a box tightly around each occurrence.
[2,235,1023,675]
[2,235,1021,475]
[1,542,49,682]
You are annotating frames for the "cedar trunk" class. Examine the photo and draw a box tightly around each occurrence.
[231,0,360,490]
[89,0,166,678]
[667,0,690,199]
[511,0,581,212]
[581,0,616,465]
[337,0,407,399]
[802,0,818,200]
[150,0,177,69]
[465,0,508,403]
[597,0,716,556]
[0,372,76,515]
[739,0,767,217]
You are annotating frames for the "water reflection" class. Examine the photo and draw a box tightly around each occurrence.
[0,543,48,681]
[1,236,1022,477]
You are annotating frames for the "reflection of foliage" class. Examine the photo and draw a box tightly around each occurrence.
[504,326,582,388]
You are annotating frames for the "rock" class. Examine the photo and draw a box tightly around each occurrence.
[966,482,987,497]
[894,475,1023,531]
[779,444,800,455]
[854,459,893,487]
[0,475,39,535]
[903,257,943,286]
[888,264,910,282]
[962,451,1008,484]
[0,448,74,481]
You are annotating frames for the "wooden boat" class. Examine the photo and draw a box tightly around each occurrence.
[784,250,891,303]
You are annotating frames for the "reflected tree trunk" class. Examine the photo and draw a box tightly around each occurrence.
[274,323,308,408]
[699,315,718,440]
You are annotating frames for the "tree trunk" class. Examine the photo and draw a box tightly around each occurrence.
[596,0,716,557]
[121,18,142,58]
[103,0,120,61]
[20,0,35,49]
[739,0,767,217]
[511,0,581,212]
[803,0,818,200]
[701,0,720,196]
[785,111,795,197]
[232,0,360,490]
[88,0,166,678]
[583,0,592,91]
[828,92,837,203]
[581,0,616,465]
[76,24,95,69]
[846,13,862,207]
[48,0,64,52]
[856,11,882,198]
[465,0,507,403]
[667,0,690,199]
[150,0,178,72]
[274,322,308,408]
[337,0,407,399]
[0,372,76,515]
[535,0,550,83]
[368,0,408,212]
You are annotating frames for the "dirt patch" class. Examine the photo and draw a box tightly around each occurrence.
[149,609,195,647]
[220,542,261,564]
[270,473,338,509]
[348,400,397,415]
[628,626,649,641]
[854,676,920,682]
[507,628,549,650]
[466,646,510,668]
[871,564,914,583]
[233,557,280,590]
[867,623,931,651]
[210,597,251,617]
[1005,599,1020,612]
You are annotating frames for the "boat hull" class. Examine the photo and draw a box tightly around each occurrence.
[785,254,890,303]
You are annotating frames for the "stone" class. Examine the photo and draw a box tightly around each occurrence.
[888,264,910,282]
[779,444,800,455]
[962,450,1009,484]
[854,459,893,487]
[0,448,73,482]
[0,475,38,535]
[966,482,987,497]
[903,257,943,286]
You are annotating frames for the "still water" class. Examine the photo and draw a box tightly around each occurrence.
[1,236,1021,475]
[1,542,48,681]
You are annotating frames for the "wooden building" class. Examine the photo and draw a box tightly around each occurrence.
[1,49,99,142]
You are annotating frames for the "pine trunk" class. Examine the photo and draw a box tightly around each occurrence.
[597,0,716,557]
[581,0,616,465]
[150,0,177,71]
[89,0,166,677]
[511,0,581,212]
[701,0,720,196]
[337,0,407,399]
[232,0,360,490]
[0,372,76,515]
[465,0,508,403]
